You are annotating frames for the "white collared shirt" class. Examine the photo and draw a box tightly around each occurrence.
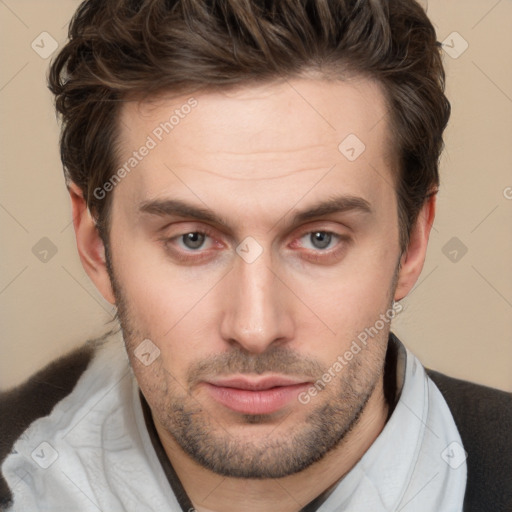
[317,339,467,511]
[2,331,466,511]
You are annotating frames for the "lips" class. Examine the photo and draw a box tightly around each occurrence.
[204,375,311,415]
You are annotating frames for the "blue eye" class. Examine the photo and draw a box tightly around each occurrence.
[301,231,338,250]
[180,232,208,250]
[163,226,346,266]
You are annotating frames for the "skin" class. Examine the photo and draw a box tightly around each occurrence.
[69,77,435,512]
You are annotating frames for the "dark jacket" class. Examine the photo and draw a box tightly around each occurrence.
[1,338,511,511]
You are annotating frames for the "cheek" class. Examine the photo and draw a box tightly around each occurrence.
[288,256,397,361]
[295,259,395,322]
[112,236,219,325]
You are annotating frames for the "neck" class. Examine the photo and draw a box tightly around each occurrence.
[153,374,389,512]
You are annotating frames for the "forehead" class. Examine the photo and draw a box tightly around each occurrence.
[114,78,395,223]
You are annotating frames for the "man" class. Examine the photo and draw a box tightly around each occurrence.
[1,0,511,510]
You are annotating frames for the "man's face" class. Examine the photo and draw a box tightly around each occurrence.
[108,77,402,478]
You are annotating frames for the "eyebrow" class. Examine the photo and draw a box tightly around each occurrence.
[138,194,372,229]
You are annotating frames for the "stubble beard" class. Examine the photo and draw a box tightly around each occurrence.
[106,248,393,479]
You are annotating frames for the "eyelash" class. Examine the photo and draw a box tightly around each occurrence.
[159,227,221,264]
[160,227,350,264]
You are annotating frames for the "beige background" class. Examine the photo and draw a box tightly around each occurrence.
[1,0,511,391]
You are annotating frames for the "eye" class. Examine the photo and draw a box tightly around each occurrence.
[177,232,210,250]
[161,228,222,264]
[289,229,350,264]
[299,231,339,251]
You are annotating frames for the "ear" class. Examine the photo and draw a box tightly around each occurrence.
[394,193,436,301]
[68,182,116,305]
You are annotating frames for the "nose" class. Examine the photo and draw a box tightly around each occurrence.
[219,251,295,354]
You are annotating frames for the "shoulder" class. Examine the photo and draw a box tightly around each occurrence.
[0,330,116,508]
[427,368,512,435]
[426,369,512,511]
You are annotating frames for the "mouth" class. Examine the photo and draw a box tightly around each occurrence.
[203,375,312,415]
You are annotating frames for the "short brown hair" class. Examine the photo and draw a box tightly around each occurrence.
[49,0,450,251]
